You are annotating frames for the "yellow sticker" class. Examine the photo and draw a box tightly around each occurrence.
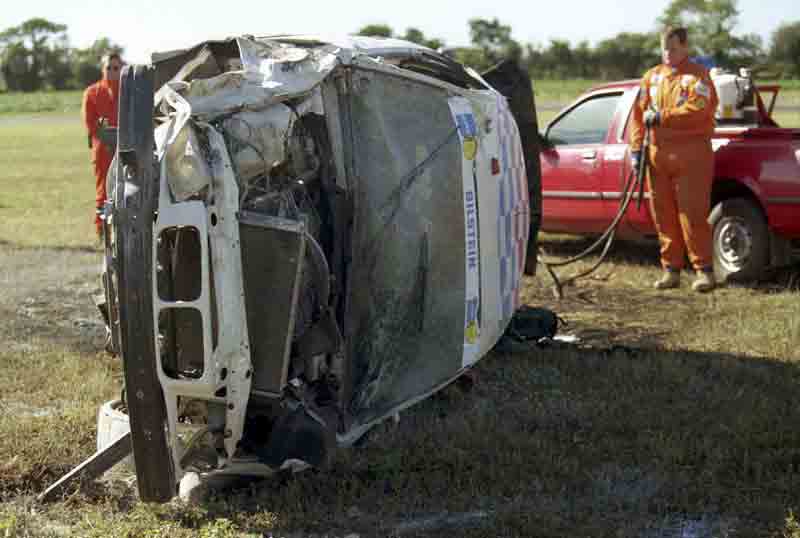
[463,136,478,161]
[465,321,479,344]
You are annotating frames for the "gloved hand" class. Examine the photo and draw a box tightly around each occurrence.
[631,150,642,170]
[97,118,117,152]
[644,110,661,127]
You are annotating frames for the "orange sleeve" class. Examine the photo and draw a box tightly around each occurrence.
[82,86,98,139]
[660,72,718,131]
[629,71,651,152]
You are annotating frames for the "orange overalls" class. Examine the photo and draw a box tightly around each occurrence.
[81,78,119,236]
[630,60,719,272]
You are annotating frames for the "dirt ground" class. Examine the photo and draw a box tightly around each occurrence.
[0,242,107,355]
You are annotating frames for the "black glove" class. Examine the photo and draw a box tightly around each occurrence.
[631,150,642,170]
[97,119,117,152]
[644,110,661,127]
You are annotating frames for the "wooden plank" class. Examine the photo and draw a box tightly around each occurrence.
[38,432,132,503]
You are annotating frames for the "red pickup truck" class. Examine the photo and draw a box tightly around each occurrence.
[539,78,800,282]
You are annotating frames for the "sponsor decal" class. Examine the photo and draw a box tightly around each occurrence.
[695,80,710,98]
[454,111,479,161]
[448,97,482,363]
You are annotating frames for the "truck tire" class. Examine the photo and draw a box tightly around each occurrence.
[480,60,541,276]
[710,197,769,283]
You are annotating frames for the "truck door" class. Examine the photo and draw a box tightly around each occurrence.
[599,88,649,237]
[541,92,623,234]
[605,86,655,237]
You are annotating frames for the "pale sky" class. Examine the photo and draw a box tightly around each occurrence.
[5,0,799,64]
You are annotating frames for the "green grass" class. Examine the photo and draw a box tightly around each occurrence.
[533,79,607,104]
[0,90,83,115]
[0,114,97,247]
[1,110,800,537]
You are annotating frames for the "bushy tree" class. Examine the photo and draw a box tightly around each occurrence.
[595,33,660,79]
[401,27,444,50]
[657,0,763,67]
[355,24,394,38]
[468,17,521,69]
[770,21,800,77]
[0,18,68,91]
[72,37,124,88]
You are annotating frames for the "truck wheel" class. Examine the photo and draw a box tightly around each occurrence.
[710,197,769,283]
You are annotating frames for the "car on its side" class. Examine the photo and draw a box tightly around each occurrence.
[101,35,540,502]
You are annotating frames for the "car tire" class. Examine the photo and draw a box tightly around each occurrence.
[114,64,176,502]
[710,197,769,283]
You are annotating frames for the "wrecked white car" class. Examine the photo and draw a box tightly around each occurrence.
[94,35,541,502]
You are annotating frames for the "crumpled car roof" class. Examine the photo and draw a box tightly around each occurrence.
[151,34,435,65]
[153,34,480,121]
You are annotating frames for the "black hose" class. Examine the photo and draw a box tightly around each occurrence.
[540,164,637,269]
[538,130,649,298]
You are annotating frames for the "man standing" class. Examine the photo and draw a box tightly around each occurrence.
[82,53,122,238]
[630,27,719,292]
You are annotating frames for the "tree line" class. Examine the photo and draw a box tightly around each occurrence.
[359,0,800,80]
[2,0,799,93]
[0,18,122,92]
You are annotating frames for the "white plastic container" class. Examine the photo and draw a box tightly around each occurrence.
[712,72,743,120]
[96,399,133,470]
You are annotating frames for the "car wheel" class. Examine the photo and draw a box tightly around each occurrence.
[115,64,176,502]
[710,197,769,282]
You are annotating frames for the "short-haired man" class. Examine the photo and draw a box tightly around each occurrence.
[630,27,719,292]
[81,53,122,238]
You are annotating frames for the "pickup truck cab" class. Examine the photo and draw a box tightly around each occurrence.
[539,77,800,281]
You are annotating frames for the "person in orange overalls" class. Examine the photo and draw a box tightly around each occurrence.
[630,27,719,293]
[82,53,122,238]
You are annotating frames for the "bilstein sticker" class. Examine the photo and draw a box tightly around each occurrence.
[448,97,482,364]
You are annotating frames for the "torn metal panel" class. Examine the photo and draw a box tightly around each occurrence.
[204,125,253,462]
[164,120,213,201]
[220,105,292,183]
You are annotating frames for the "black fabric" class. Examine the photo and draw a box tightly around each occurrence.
[506,306,561,342]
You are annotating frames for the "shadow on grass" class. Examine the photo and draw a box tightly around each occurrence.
[540,235,800,291]
[143,340,800,538]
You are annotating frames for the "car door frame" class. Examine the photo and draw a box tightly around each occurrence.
[540,89,627,234]
[598,86,651,237]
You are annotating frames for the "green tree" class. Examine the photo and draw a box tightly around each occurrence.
[401,27,444,50]
[356,24,394,38]
[595,32,660,79]
[0,17,69,91]
[468,17,522,70]
[769,21,800,77]
[657,0,763,66]
[1,42,36,91]
[72,37,124,88]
